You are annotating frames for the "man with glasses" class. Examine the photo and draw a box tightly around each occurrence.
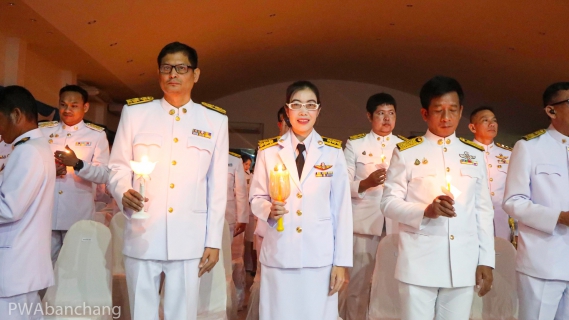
[341,93,406,320]
[108,42,228,319]
[503,82,569,319]
[468,107,515,244]
[39,84,110,265]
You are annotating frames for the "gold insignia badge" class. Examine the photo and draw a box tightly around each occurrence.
[459,151,478,165]
[314,162,333,170]
[362,151,366,155]
[496,154,509,164]
[414,159,421,165]
[422,158,428,164]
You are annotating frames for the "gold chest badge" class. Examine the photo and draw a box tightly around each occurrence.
[496,154,509,164]
[314,162,333,170]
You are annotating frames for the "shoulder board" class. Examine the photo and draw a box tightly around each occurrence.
[85,123,105,132]
[459,137,484,151]
[38,121,59,128]
[397,137,423,151]
[522,129,547,141]
[201,102,227,115]
[258,136,281,151]
[14,137,30,147]
[229,151,241,158]
[322,137,342,149]
[495,142,512,151]
[126,96,154,106]
[348,133,367,141]
[396,134,409,141]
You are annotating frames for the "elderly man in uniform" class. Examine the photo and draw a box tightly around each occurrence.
[108,41,228,320]
[468,106,514,243]
[381,76,494,319]
[0,86,55,319]
[341,92,406,320]
[40,85,110,265]
[503,82,569,319]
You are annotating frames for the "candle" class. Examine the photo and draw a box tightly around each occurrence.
[130,155,157,219]
[446,174,452,191]
[269,164,291,232]
[381,154,386,164]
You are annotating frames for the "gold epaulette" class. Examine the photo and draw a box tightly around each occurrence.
[348,133,367,141]
[459,137,484,151]
[397,137,423,151]
[322,136,342,149]
[126,96,153,106]
[495,142,513,151]
[229,151,241,158]
[201,102,227,115]
[38,121,58,128]
[85,122,105,132]
[258,136,281,150]
[522,129,546,141]
[396,134,409,141]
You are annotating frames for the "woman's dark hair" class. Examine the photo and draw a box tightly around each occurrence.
[286,81,320,104]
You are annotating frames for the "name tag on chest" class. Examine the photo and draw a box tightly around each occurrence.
[315,171,333,178]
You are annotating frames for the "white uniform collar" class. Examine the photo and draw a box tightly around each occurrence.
[61,120,85,132]
[472,139,495,151]
[291,130,314,154]
[369,131,393,142]
[161,98,193,116]
[424,130,457,146]
[547,124,569,145]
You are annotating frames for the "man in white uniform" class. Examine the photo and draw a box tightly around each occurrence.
[381,76,494,319]
[0,86,55,319]
[40,85,110,264]
[468,106,514,242]
[108,42,228,320]
[503,82,569,319]
[341,92,406,320]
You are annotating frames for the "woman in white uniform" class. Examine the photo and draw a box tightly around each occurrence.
[249,81,353,320]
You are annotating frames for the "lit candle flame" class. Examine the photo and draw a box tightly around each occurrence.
[446,175,452,191]
[381,154,386,163]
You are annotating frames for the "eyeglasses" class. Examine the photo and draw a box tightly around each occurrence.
[551,99,569,106]
[159,64,195,74]
[285,102,320,110]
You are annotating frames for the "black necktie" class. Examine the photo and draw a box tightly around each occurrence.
[296,144,306,179]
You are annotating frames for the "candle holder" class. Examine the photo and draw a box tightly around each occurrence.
[129,156,157,219]
[269,164,291,232]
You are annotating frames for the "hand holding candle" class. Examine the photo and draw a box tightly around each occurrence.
[129,155,157,219]
[269,164,291,232]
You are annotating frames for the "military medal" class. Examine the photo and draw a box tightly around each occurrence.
[314,162,333,170]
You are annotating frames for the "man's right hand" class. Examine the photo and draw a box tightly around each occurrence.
[358,168,387,193]
[424,195,456,218]
[558,211,569,227]
[122,189,147,212]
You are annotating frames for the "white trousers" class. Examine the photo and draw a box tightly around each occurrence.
[0,291,43,320]
[518,272,569,320]
[50,230,67,266]
[260,264,337,320]
[125,256,200,320]
[341,233,380,320]
[399,282,474,320]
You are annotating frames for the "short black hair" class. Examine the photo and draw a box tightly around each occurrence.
[277,106,286,122]
[419,76,464,109]
[0,85,38,122]
[59,85,88,103]
[286,81,320,104]
[366,93,397,114]
[542,82,569,107]
[157,42,198,68]
[469,106,495,123]
[242,154,252,163]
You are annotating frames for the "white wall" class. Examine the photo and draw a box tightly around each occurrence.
[212,79,475,149]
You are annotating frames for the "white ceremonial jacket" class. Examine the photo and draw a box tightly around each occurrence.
[503,126,569,281]
[381,131,495,288]
[226,152,249,225]
[0,136,11,171]
[344,131,405,235]
[109,98,228,261]
[40,120,110,230]
[0,129,55,297]
[249,130,353,268]
[474,140,512,240]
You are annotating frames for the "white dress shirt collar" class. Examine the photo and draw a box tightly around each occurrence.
[424,130,457,146]
[547,125,569,146]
